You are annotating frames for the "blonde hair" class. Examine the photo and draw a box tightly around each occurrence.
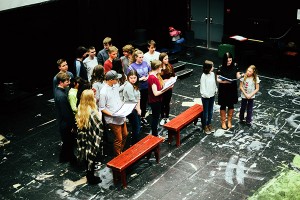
[244,65,258,84]
[76,89,100,130]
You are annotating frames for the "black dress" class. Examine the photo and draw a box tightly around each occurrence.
[217,64,239,106]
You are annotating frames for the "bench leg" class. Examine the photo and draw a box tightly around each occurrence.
[176,131,180,147]
[112,170,119,185]
[146,151,152,160]
[154,145,161,163]
[168,130,173,144]
[120,171,127,188]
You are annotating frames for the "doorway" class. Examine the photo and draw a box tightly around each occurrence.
[190,0,224,50]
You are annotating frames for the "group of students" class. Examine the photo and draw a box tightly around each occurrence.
[200,52,260,135]
[53,37,175,185]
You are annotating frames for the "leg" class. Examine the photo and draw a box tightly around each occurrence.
[239,98,247,121]
[246,99,254,124]
[164,90,172,119]
[120,123,128,152]
[109,124,123,156]
[220,105,227,129]
[150,102,161,136]
[201,97,209,128]
[140,89,148,118]
[128,110,141,145]
[227,104,234,128]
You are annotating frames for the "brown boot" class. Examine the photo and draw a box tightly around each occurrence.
[220,110,227,130]
[227,109,234,128]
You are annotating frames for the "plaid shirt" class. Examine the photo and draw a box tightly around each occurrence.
[76,110,103,171]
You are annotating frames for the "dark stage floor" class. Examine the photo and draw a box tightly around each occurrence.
[1,47,300,200]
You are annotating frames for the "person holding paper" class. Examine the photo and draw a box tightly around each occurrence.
[123,69,141,145]
[147,60,173,137]
[216,52,243,129]
[159,52,175,126]
[99,70,128,156]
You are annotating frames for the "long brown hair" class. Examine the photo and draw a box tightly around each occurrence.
[159,52,173,75]
[126,69,139,90]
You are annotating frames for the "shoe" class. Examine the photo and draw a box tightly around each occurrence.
[86,171,102,185]
[207,124,215,133]
[165,118,170,123]
[246,122,252,127]
[204,126,211,135]
[160,118,166,126]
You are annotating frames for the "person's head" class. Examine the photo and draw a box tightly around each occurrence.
[76,46,88,59]
[203,60,214,74]
[56,72,70,88]
[87,46,96,58]
[91,64,105,84]
[222,52,234,67]
[76,89,99,129]
[105,70,122,86]
[122,44,134,57]
[133,49,144,64]
[76,80,91,107]
[246,65,257,77]
[69,76,84,89]
[127,69,139,90]
[112,58,126,84]
[79,89,96,108]
[103,37,112,50]
[150,59,162,71]
[112,58,123,73]
[159,52,169,65]
[147,40,157,53]
[57,59,68,72]
[108,46,118,60]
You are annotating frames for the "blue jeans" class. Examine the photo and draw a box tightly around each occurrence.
[239,98,254,123]
[127,109,141,145]
[201,96,215,127]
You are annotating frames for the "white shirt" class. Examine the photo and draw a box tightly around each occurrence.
[200,72,217,98]
[144,51,160,67]
[83,56,98,82]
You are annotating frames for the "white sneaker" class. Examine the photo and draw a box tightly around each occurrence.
[160,118,166,126]
[165,118,170,123]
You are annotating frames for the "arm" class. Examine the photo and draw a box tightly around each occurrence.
[136,99,141,115]
[248,83,260,99]
[68,93,78,114]
[216,75,231,84]
[152,83,173,96]
[239,81,248,98]
[75,60,81,77]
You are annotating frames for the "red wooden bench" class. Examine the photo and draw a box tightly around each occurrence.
[106,135,164,188]
[163,103,203,147]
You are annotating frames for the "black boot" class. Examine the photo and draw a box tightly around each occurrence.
[86,162,102,185]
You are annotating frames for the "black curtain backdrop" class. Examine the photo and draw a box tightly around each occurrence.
[0,0,188,92]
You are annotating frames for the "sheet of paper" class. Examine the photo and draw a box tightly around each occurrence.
[230,35,248,41]
[112,102,137,118]
[162,76,177,91]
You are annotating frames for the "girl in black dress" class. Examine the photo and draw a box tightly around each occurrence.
[216,52,243,129]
